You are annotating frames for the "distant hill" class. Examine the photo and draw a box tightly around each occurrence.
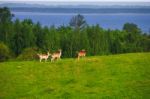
[1,2,149,15]
[9,7,150,14]
[0,2,150,8]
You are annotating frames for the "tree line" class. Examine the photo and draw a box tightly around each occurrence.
[0,7,150,60]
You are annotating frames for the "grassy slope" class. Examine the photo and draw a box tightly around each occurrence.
[0,53,150,99]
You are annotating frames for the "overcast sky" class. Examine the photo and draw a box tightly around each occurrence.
[1,0,150,6]
[0,0,150,2]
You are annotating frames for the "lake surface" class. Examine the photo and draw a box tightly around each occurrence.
[11,8,150,33]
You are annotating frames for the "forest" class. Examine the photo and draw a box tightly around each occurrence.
[0,7,150,61]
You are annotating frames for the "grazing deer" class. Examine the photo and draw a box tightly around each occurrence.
[51,49,62,62]
[37,52,50,62]
[77,49,86,60]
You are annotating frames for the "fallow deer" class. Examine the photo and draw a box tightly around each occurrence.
[37,52,50,62]
[77,49,86,60]
[51,49,62,62]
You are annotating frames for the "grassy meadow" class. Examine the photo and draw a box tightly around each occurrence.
[0,53,150,99]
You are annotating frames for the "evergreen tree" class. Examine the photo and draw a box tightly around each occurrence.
[69,14,87,30]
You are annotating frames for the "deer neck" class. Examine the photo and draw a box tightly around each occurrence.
[47,53,50,57]
[59,51,62,55]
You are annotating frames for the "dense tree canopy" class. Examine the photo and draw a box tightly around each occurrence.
[0,7,150,59]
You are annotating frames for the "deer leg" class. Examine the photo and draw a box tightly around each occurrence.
[51,57,54,62]
[59,56,61,60]
[78,56,80,60]
[57,57,60,60]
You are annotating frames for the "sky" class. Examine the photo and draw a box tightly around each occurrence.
[0,0,150,2]
[0,0,150,6]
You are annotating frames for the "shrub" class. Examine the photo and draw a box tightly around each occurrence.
[0,42,10,62]
[17,47,38,61]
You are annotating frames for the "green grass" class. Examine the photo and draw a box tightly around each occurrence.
[0,53,150,99]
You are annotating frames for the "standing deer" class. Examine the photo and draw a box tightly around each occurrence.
[51,49,62,62]
[77,49,86,60]
[37,52,50,62]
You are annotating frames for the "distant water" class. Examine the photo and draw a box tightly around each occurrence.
[11,8,150,33]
